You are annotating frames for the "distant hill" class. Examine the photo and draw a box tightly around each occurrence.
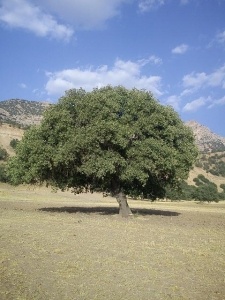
[0,99,51,128]
[186,120,225,153]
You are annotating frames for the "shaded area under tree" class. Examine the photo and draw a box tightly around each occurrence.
[39,206,180,217]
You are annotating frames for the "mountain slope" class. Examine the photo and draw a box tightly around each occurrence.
[186,120,225,153]
[0,99,51,127]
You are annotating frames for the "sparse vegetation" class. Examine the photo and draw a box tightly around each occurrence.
[0,99,50,128]
[192,174,224,202]
[0,99,48,116]
[210,142,225,152]
[196,152,225,177]
[0,147,8,161]
[1,184,225,300]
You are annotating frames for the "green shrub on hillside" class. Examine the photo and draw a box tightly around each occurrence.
[0,164,8,182]
[195,161,203,168]
[193,177,201,186]
[219,192,225,200]
[197,174,211,184]
[217,162,225,176]
[192,174,220,202]
[0,147,8,161]
[196,152,225,177]
[10,138,19,149]
[220,184,225,192]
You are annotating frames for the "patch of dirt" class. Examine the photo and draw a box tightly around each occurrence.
[0,184,225,299]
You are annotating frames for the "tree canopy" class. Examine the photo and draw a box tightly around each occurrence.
[7,86,198,216]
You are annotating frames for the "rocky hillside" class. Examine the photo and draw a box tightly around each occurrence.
[186,120,225,153]
[0,99,51,127]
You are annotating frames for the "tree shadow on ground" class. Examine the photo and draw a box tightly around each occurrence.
[39,206,180,217]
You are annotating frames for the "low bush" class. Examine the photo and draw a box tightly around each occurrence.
[0,147,8,161]
[10,138,19,149]
[0,164,8,182]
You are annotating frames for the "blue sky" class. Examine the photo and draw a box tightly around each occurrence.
[0,0,225,136]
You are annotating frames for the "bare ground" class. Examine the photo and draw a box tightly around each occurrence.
[0,183,225,300]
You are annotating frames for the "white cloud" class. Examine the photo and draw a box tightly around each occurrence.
[180,88,193,97]
[138,0,165,12]
[18,83,27,89]
[33,0,129,29]
[183,94,225,111]
[172,44,189,54]
[208,29,225,49]
[208,96,225,108]
[0,0,73,40]
[166,95,180,110]
[45,58,163,97]
[138,0,190,12]
[216,30,225,45]
[148,55,163,65]
[180,0,189,5]
[182,97,207,112]
[181,65,225,111]
[0,0,132,37]
[137,55,162,66]
[183,65,225,90]
[183,72,208,89]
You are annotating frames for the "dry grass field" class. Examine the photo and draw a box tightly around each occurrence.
[0,124,24,156]
[0,183,225,300]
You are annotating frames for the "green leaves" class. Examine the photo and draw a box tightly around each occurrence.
[7,86,198,199]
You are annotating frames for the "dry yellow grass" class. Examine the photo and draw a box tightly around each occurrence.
[0,124,24,155]
[0,183,225,300]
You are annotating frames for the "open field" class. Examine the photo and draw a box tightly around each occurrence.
[0,183,225,300]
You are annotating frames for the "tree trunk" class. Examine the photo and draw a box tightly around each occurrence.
[116,192,133,217]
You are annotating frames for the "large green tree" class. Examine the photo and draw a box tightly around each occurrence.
[7,86,198,216]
